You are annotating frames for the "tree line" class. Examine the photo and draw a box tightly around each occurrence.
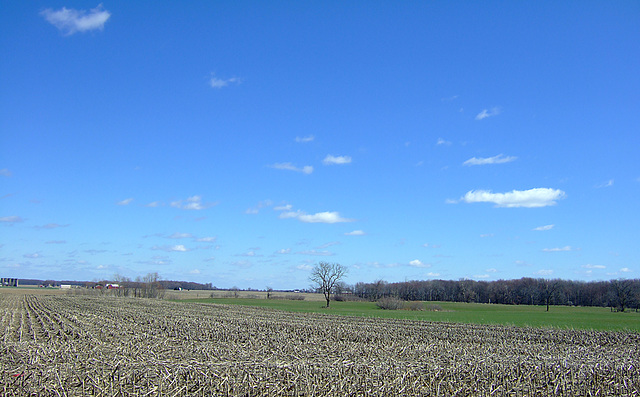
[347,277,640,311]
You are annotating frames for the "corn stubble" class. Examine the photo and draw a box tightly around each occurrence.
[1,294,638,396]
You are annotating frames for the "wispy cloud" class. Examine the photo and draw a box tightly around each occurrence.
[620,267,632,273]
[595,179,614,188]
[41,4,111,35]
[209,74,241,88]
[542,246,572,252]
[455,188,566,208]
[345,230,365,236]
[533,224,554,231]
[295,135,314,143]
[0,169,11,177]
[167,233,194,239]
[463,154,517,166]
[323,155,352,165]
[1,216,24,223]
[280,209,354,224]
[37,223,69,229]
[475,107,501,120]
[171,196,217,210]
[195,236,216,243]
[146,201,162,208]
[270,163,313,174]
[534,269,554,276]
[246,200,273,214]
[582,264,605,269]
[296,250,335,256]
[436,138,452,146]
[117,198,134,206]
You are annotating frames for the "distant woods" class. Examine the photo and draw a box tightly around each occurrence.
[351,278,640,311]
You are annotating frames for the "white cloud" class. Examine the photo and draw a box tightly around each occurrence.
[296,250,334,256]
[146,201,162,208]
[296,264,314,271]
[582,264,605,269]
[195,236,216,243]
[1,216,24,223]
[168,233,193,239]
[246,200,273,214]
[209,75,241,88]
[620,267,632,273]
[409,259,430,268]
[152,245,189,252]
[41,4,111,35]
[596,179,614,188]
[533,224,554,231]
[457,188,566,208]
[270,163,313,174]
[37,223,69,229]
[273,204,293,211]
[422,243,441,248]
[171,196,217,210]
[475,107,501,120]
[473,274,490,279]
[295,135,314,143]
[436,138,452,146]
[323,155,352,165]
[0,169,11,177]
[425,272,441,277]
[534,269,554,276]
[463,154,517,166]
[345,230,365,236]
[276,248,291,254]
[117,198,134,206]
[298,211,353,224]
[23,253,42,259]
[189,269,201,274]
[542,246,572,252]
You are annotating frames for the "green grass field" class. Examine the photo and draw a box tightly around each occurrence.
[183,298,640,332]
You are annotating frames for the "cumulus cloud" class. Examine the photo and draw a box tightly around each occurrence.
[295,135,314,143]
[463,154,517,166]
[209,75,241,88]
[409,259,430,268]
[298,211,353,224]
[117,198,134,206]
[475,107,501,120]
[41,4,111,35]
[171,196,217,210]
[152,245,190,252]
[456,188,566,208]
[533,224,554,231]
[345,230,366,236]
[323,155,352,165]
[542,246,572,252]
[270,163,313,174]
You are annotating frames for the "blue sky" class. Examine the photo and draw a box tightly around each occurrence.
[1,1,639,289]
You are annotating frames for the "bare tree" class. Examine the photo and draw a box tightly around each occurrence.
[309,262,347,308]
[610,279,635,312]
[539,279,559,312]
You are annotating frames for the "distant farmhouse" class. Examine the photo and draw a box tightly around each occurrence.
[1,278,19,287]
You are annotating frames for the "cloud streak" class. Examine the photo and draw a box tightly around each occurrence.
[41,4,111,35]
[475,107,501,120]
[463,154,517,166]
[323,155,352,165]
[456,188,566,208]
[270,163,313,174]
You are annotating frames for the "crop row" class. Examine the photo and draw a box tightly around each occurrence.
[1,293,639,396]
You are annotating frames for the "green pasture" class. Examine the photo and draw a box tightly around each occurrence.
[183,298,640,332]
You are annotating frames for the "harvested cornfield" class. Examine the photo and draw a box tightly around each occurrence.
[1,293,638,396]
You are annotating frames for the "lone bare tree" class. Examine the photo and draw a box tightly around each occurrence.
[309,262,347,308]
